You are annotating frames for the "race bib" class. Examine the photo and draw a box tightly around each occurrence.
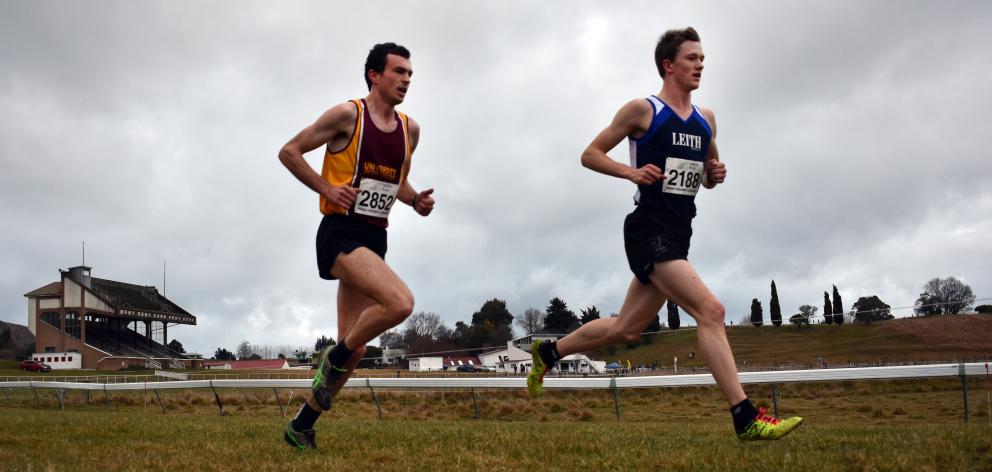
[662,157,704,196]
[354,178,399,218]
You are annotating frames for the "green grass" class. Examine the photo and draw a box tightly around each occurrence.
[1,378,991,470]
[605,315,992,369]
[0,409,989,471]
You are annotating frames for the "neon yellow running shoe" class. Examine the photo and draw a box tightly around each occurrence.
[527,340,552,398]
[737,407,804,440]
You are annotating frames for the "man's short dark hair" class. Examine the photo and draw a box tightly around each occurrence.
[654,27,700,78]
[364,42,411,90]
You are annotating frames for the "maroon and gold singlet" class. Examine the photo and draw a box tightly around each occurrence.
[320,99,412,228]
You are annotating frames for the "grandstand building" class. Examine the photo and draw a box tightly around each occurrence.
[23,266,198,371]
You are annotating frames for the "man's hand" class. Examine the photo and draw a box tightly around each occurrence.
[413,188,435,216]
[627,164,664,185]
[706,160,727,185]
[325,184,358,209]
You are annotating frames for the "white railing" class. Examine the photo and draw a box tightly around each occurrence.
[2,362,985,391]
[3,363,986,422]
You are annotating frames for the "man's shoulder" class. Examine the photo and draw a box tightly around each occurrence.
[694,104,716,122]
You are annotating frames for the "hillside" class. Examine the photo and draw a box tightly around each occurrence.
[593,314,992,369]
[0,320,34,361]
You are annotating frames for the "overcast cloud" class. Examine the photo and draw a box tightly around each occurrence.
[2,1,990,355]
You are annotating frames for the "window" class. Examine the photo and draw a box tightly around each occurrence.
[47,357,52,362]
[68,356,73,362]
[61,357,66,362]
[41,312,61,329]
[44,346,55,353]
[64,312,81,339]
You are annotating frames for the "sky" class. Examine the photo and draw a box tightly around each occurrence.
[2,1,990,356]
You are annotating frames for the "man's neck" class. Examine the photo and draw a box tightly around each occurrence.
[364,92,396,123]
[657,83,693,114]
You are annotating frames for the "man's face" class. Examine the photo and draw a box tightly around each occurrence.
[666,41,704,91]
[371,54,413,105]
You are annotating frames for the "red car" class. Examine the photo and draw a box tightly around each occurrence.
[20,360,52,372]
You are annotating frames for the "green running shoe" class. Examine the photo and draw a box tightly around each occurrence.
[527,340,552,398]
[312,345,348,411]
[737,407,804,441]
[283,421,316,450]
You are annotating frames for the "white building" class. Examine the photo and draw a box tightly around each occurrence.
[408,356,443,372]
[32,351,82,370]
[481,339,606,374]
[380,348,405,365]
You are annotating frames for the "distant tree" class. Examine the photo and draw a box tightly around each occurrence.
[379,329,405,349]
[788,313,811,330]
[750,299,763,328]
[639,313,663,346]
[580,306,602,325]
[832,285,845,325]
[213,348,235,361]
[915,277,976,315]
[314,335,335,353]
[404,312,446,343]
[236,340,253,360]
[823,292,833,325]
[977,305,992,314]
[852,295,894,326]
[516,308,545,335]
[0,327,11,348]
[470,299,514,346]
[246,353,262,360]
[167,339,185,354]
[543,297,580,333]
[667,301,681,330]
[770,280,782,328]
[798,304,818,324]
[358,345,384,368]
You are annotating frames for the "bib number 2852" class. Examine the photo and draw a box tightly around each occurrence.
[354,178,399,218]
[663,157,703,196]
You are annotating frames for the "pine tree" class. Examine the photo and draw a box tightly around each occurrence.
[823,292,833,325]
[770,280,782,328]
[642,313,662,344]
[580,306,601,325]
[543,297,580,333]
[750,298,763,328]
[832,285,845,325]
[667,301,681,330]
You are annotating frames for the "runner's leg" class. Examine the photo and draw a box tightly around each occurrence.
[303,280,375,411]
[330,247,414,348]
[647,259,746,405]
[556,278,666,356]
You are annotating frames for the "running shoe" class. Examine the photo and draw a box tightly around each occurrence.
[737,407,804,440]
[527,340,552,398]
[284,421,317,450]
[312,345,348,411]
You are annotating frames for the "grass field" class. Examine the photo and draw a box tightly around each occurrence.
[600,314,992,370]
[2,378,991,471]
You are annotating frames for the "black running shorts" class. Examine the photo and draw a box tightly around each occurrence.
[316,213,387,280]
[623,208,691,285]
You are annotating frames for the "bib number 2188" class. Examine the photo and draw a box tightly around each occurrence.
[662,157,703,197]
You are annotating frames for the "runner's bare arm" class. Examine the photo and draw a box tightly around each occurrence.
[396,118,434,216]
[698,107,725,189]
[278,102,360,208]
[581,99,663,185]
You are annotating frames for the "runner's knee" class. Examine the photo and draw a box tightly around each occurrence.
[383,289,414,323]
[697,300,726,326]
[610,325,641,344]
